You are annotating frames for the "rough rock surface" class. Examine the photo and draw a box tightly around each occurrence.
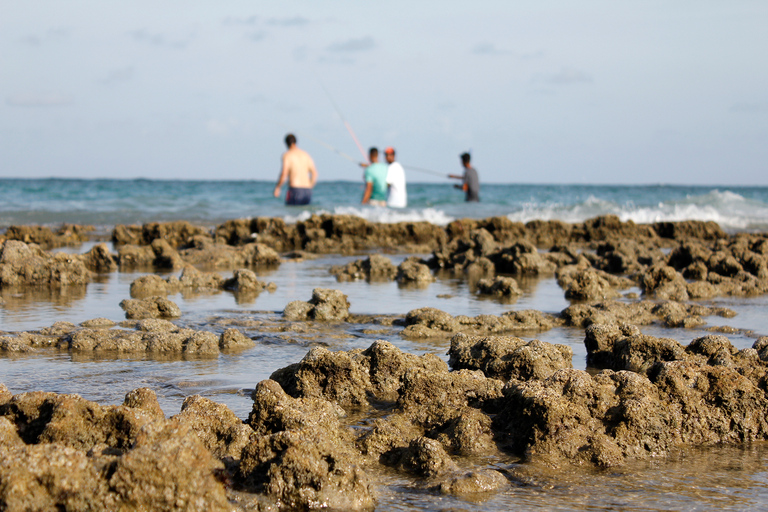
[120,296,182,319]
[561,300,736,329]
[0,240,91,287]
[402,307,561,338]
[283,288,351,321]
[476,276,522,297]
[396,258,434,285]
[239,379,376,511]
[448,333,573,381]
[331,254,398,282]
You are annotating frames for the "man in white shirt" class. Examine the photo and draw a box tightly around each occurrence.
[383,146,407,208]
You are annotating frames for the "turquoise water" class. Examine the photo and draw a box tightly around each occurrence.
[2,179,768,232]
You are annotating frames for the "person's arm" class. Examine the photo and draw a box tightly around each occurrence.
[274,154,289,197]
[307,157,318,188]
[362,182,373,204]
[447,174,462,179]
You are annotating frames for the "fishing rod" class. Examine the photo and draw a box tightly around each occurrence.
[268,119,358,164]
[318,80,368,161]
[403,165,449,178]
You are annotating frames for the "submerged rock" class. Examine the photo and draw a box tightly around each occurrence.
[331,254,398,282]
[0,240,91,287]
[282,288,351,322]
[120,296,182,319]
[402,307,560,338]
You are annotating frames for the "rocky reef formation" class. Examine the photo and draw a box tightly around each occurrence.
[0,320,254,355]
[4,329,768,509]
[129,265,276,298]
[402,307,561,338]
[283,288,351,322]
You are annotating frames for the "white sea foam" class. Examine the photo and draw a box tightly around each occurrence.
[506,190,768,232]
[283,206,455,225]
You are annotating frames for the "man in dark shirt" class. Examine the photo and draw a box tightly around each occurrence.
[449,152,480,202]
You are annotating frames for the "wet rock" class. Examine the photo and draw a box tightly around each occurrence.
[241,380,375,511]
[558,266,632,301]
[120,296,181,319]
[58,325,223,354]
[641,263,689,300]
[81,242,118,272]
[434,469,509,498]
[493,240,556,275]
[403,307,559,338]
[0,443,108,511]
[270,347,372,407]
[122,388,165,421]
[0,391,157,451]
[357,413,424,461]
[109,419,231,511]
[174,395,254,462]
[465,256,496,280]
[241,242,281,266]
[594,238,663,274]
[396,436,458,478]
[282,288,351,322]
[238,429,376,511]
[561,300,734,329]
[583,323,641,367]
[331,254,398,282]
[0,384,11,406]
[0,240,91,287]
[116,244,155,267]
[270,341,449,409]
[493,369,674,467]
[397,257,434,284]
[150,238,185,269]
[476,276,522,297]
[653,220,727,241]
[222,268,274,294]
[3,224,91,249]
[283,300,315,321]
[449,333,573,381]
[129,274,174,297]
[219,328,255,350]
[310,288,351,321]
[112,220,209,248]
[79,317,117,329]
[178,264,224,289]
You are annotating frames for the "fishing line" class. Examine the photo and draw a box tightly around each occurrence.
[317,79,368,161]
[267,119,358,164]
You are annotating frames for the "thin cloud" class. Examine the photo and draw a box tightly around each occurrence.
[19,28,69,47]
[266,16,309,27]
[223,15,258,26]
[730,102,767,113]
[249,31,266,42]
[128,29,188,49]
[326,36,375,53]
[6,93,73,107]
[542,68,593,85]
[100,66,135,85]
[472,43,512,56]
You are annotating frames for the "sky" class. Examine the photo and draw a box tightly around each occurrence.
[1,1,767,185]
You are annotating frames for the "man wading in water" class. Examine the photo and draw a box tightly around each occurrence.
[274,133,318,205]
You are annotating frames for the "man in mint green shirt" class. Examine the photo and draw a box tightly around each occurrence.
[360,147,388,206]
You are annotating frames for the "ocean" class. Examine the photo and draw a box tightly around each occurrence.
[2,178,768,232]
[3,178,768,510]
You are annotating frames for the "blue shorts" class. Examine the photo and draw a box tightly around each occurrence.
[286,187,312,206]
